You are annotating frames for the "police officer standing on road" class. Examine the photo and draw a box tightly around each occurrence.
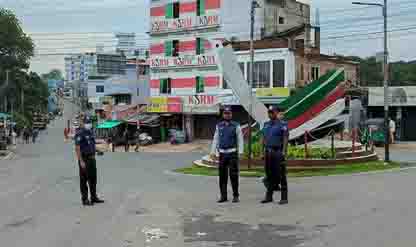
[261,105,289,205]
[75,115,104,206]
[210,106,244,203]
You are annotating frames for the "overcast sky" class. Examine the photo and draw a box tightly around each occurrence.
[1,0,415,74]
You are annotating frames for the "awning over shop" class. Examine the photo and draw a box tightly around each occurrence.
[127,114,160,127]
[0,113,11,119]
[96,120,122,129]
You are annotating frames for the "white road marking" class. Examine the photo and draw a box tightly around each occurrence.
[24,185,42,199]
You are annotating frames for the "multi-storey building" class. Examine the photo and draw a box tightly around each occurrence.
[65,53,127,83]
[149,0,312,139]
[64,53,96,82]
[116,32,137,57]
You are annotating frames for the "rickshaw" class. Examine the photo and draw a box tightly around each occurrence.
[364,118,386,146]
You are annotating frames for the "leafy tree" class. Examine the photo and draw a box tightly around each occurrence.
[41,69,64,82]
[0,8,34,72]
[0,8,48,125]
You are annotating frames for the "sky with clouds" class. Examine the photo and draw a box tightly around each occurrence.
[1,0,415,74]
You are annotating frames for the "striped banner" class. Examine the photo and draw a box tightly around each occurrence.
[288,86,345,130]
[282,69,345,120]
[151,0,221,17]
[150,76,220,89]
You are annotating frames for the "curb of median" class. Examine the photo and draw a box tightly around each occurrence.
[167,162,416,180]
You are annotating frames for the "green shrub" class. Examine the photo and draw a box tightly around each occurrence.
[243,140,333,160]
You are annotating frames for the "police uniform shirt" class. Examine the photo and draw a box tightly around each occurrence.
[262,120,288,150]
[75,128,96,155]
[211,121,244,155]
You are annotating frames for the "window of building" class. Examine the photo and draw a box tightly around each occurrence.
[196,76,205,93]
[160,78,172,94]
[172,40,180,57]
[197,0,204,16]
[196,38,204,55]
[115,95,131,105]
[165,40,179,57]
[249,61,270,88]
[300,64,304,80]
[137,88,140,96]
[173,2,180,18]
[273,60,285,87]
[311,66,320,81]
[279,17,285,24]
[96,85,104,93]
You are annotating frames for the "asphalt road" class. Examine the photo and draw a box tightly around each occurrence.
[1,101,416,247]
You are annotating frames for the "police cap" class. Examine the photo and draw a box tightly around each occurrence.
[223,106,232,113]
[268,105,282,113]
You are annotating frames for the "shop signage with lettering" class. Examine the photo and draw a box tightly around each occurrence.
[151,15,220,34]
[256,87,290,97]
[183,95,219,114]
[148,97,183,113]
[150,55,216,69]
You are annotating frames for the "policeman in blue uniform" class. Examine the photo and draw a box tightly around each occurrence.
[261,105,289,205]
[75,115,104,206]
[211,106,244,203]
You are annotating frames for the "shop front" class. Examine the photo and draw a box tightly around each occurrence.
[368,86,416,141]
[148,96,183,142]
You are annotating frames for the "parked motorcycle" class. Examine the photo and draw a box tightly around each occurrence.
[139,133,152,146]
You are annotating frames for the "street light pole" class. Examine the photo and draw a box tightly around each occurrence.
[248,0,260,169]
[383,0,390,162]
[352,1,389,162]
[248,0,256,169]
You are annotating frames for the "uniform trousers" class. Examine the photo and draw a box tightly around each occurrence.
[264,149,287,195]
[79,154,98,201]
[218,152,239,199]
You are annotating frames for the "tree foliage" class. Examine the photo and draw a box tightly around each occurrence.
[41,69,64,82]
[0,8,34,71]
[0,8,48,127]
[348,56,416,87]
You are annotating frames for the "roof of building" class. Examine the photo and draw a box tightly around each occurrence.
[231,38,289,51]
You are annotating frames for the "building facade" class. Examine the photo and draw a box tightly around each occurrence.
[65,53,127,83]
[149,0,314,140]
[115,32,137,57]
[64,53,96,82]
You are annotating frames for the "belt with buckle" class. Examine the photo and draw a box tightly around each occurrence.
[219,148,237,154]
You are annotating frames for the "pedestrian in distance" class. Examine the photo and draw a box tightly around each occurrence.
[134,129,141,152]
[210,106,244,203]
[32,128,39,143]
[74,115,104,206]
[123,128,129,152]
[261,105,289,205]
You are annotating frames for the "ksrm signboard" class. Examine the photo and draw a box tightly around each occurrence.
[183,95,219,114]
[369,86,416,106]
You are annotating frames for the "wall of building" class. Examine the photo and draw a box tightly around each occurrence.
[262,0,310,37]
[295,54,358,87]
[234,48,296,88]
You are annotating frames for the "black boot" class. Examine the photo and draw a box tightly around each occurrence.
[217,197,228,203]
[82,199,92,206]
[91,196,105,204]
[279,190,288,205]
[261,191,273,204]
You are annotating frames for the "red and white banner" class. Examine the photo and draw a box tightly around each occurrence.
[151,15,220,34]
[150,54,216,69]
